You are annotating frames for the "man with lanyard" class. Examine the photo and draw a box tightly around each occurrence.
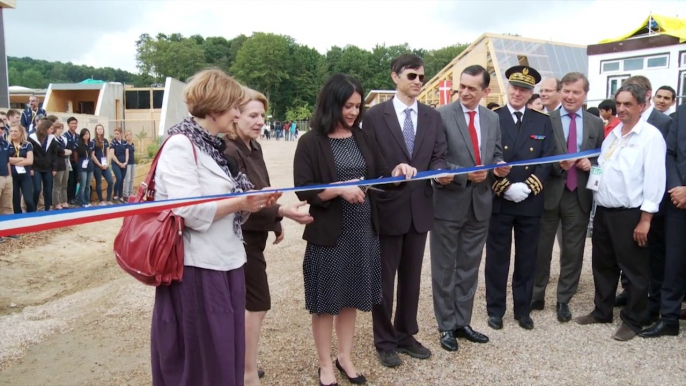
[20,95,46,135]
[575,83,666,341]
[64,117,80,206]
[0,127,11,243]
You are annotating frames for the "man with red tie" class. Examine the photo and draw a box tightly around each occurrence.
[532,72,604,322]
[431,65,511,352]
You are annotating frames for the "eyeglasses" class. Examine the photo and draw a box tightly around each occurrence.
[406,73,425,82]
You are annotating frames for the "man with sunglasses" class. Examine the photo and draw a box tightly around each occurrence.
[486,65,555,331]
[363,53,449,368]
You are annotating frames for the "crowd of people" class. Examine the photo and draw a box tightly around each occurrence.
[261,120,299,141]
[0,100,137,242]
[4,51,685,386]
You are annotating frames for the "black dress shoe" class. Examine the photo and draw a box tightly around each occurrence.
[639,319,679,338]
[556,302,572,322]
[257,368,265,379]
[396,341,431,359]
[439,330,458,352]
[614,291,628,308]
[335,359,366,384]
[515,315,534,330]
[376,350,402,368]
[487,316,503,330]
[455,326,489,343]
[531,299,545,311]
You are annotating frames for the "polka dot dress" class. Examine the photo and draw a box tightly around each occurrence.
[303,136,382,315]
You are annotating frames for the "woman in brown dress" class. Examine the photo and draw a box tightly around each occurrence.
[223,88,313,386]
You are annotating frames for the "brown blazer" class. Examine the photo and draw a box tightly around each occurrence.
[294,127,391,247]
[362,99,447,235]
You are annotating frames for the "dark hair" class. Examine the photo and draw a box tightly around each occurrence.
[598,99,617,115]
[624,75,652,92]
[462,65,490,90]
[78,128,91,145]
[616,83,647,105]
[487,102,500,110]
[656,85,676,100]
[67,117,78,124]
[586,107,600,117]
[311,74,365,135]
[527,94,541,105]
[560,72,590,93]
[36,120,53,143]
[391,54,424,75]
[7,109,20,118]
[46,115,58,123]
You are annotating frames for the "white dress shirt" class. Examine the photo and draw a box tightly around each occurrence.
[641,105,654,122]
[393,96,418,134]
[560,106,584,152]
[155,135,246,271]
[595,120,666,213]
[461,102,481,151]
[543,103,562,114]
[507,104,526,124]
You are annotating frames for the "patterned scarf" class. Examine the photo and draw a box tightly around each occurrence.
[168,117,253,239]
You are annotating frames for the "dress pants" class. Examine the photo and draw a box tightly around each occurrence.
[430,206,489,331]
[659,201,686,325]
[646,195,667,318]
[372,224,427,352]
[591,207,649,333]
[67,160,77,202]
[534,188,589,304]
[485,213,541,319]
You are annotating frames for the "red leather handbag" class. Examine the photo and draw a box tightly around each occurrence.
[113,135,197,286]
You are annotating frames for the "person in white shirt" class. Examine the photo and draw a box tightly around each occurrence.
[575,83,666,342]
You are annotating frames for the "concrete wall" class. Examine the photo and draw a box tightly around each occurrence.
[95,82,124,136]
[0,9,9,109]
[158,77,187,138]
[587,44,686,111]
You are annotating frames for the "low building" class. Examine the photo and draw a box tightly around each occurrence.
[8,85,46,109]
[365,90,396,109]
[419,33,588,108]
[586,14,686,111]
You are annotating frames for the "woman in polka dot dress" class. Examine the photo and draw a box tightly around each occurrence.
[294,74,416,386]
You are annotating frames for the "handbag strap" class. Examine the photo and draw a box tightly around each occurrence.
[137,135,198,202]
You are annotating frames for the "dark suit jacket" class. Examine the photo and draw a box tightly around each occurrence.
[433,102,503,222]
[492,106,555,217]
[648,108,673,138]
[293,127,390,247]
[362,99,447,235]
[666,103,686,190]
[544,109,604,213]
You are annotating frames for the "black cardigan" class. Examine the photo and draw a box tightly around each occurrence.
[28,134,62,173]
[293,127,392,247]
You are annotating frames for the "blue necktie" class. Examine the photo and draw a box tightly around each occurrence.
[402,108,415,156]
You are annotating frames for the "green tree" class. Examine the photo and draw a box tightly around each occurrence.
[21,69,46,88]
[422,44,469,81]
[8,67,21,86]
[285,103,312,121]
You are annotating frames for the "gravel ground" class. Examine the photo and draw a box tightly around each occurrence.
[0,137,685,385]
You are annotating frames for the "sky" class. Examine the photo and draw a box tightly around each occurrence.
[4,0,686,73]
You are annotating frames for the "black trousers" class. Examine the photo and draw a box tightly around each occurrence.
[647,207,666,318]
[485,213,541,319]
[372,224,427,352]
[67,160,77,201]
[591,207,649,333]
[659,201,686,324]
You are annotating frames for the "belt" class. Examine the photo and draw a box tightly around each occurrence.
[597,206,640,212]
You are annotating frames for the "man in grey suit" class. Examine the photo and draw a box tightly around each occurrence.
[532,72,604,322]
[431,65,511,352]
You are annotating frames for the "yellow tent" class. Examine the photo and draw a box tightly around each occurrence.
[600,14,686,43]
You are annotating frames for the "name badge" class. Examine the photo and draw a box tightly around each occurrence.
[101,157,108,167]
[82,159,89,169]
[586,166,603,192]
[15,165,26,174]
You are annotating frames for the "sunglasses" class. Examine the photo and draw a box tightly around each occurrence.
[406,73,425,82]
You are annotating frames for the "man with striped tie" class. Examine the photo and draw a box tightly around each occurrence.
[363,53,449,368]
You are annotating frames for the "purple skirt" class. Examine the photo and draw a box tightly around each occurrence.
[151,265,246,386]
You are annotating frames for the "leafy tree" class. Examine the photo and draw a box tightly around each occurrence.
[285,103,312,121]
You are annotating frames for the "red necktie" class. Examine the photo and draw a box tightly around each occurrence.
[566,112,578,191]
[468,111,481,165]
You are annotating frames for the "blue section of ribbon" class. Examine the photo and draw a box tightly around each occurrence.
[0,149,600,225]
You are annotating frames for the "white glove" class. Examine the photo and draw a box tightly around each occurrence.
[503,182,532,203]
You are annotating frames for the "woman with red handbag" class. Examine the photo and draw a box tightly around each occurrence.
[150,69,281,386]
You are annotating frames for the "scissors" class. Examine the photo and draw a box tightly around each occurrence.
[359,177,384,192]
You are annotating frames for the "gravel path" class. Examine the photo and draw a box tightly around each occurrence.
[0,138,684,385]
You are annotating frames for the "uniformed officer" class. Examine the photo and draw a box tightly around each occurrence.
[485,65,555,330]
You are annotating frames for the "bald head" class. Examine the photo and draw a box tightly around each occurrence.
[539,78,560,111]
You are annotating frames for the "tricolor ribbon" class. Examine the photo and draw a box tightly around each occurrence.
[0,149,600,237]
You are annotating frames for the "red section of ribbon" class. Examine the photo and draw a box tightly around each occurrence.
[0,197,230,238]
